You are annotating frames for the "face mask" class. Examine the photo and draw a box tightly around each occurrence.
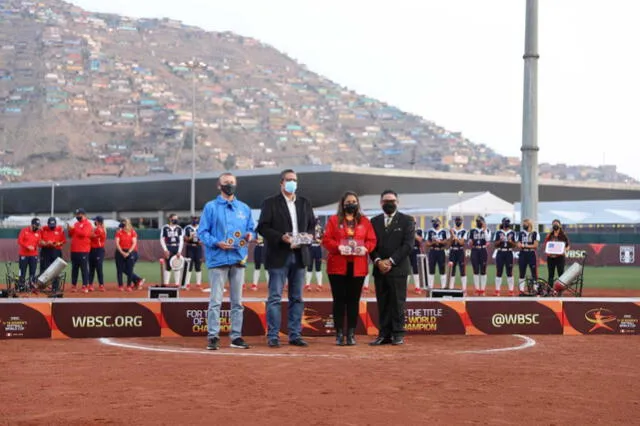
[170,219,178,225]
[343,203,358,214]
[382,202,396,215]
[284,180,297,194]
[433,222,440,229]
[455,221,462,227]
[221,184,236,196]
[192,220,199,226]
[523,225,530,231]
[32,226,39,231]
[552,224,560,231]
[49,224,56,230]
[119,223,125,229]
[476,221,483,228]
[76,216,83,222]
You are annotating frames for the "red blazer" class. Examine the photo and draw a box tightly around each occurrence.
[322,215,377,277]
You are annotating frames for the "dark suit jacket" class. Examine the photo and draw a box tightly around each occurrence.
[256,193,316,269]
[370,212,415,277]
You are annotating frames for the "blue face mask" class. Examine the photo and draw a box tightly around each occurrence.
[284,180,297,194]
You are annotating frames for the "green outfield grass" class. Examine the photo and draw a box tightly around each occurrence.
[1,261,638,290]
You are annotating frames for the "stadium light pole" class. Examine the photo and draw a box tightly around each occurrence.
[187,59,207,216]
[521,0,539,228]
[50,181,59,217]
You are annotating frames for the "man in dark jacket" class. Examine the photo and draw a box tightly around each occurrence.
[257,169,316,348]
[369,190,415,346]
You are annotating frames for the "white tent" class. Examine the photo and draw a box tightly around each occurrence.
[314,191,514,219]
[485,199,640,225]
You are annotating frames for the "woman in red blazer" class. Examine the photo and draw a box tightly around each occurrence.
[322,191,377,346]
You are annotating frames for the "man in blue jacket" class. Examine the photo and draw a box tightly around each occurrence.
[198,172,255,350]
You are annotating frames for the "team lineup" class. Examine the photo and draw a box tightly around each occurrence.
[15,168,572,350]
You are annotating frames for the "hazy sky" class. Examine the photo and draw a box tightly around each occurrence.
[72,0,640,180]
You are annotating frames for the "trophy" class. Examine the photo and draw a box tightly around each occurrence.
[289,232,313,248]
[228,230,248,248]
[339,227,366,256]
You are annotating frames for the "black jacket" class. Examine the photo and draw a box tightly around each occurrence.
[370,212,415,277]
[256,193,315,269]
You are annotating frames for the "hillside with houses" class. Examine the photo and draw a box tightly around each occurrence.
[0,0,635,184]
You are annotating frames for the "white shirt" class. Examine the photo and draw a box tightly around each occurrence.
[384,212,396,227]
[284,193,299,236]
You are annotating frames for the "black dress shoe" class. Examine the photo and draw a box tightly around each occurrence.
[289,338,309,347]
[336,330,345,346]
[268,339,280,348]
[391,336,404,345]
[369,336,392,346]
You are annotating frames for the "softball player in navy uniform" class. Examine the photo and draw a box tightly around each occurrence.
[448,217,467,292]
[517,218,539,294]
[305,218,324,292]
[160,213,184,286]
[184,216,203,290]
[251,235,267,291]
[493,217,517,296]
[469,217,491,295]
[424,218,449,288]
[409,225,424,294]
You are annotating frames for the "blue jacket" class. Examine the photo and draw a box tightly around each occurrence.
[198,195,256,268]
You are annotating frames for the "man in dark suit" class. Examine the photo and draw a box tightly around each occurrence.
[257,169,316,348]
[369,189,415,346]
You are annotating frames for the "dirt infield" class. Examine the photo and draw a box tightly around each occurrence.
[12,281,640,299]
[0,335,637,425]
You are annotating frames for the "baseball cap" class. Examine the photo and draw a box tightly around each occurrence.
[47,217,56,225]
[74,208,86,215]
[93,215,104,223]
[31,218,41,226]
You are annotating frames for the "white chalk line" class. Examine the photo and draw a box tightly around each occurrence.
[456,334,536,354]
[99,334,536,358]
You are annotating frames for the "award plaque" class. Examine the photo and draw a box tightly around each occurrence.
[290,232,313,248]
[339,239,366,256]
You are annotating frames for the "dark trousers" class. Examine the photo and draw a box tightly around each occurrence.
[71,252,90,287]
[428,249,446,274]
[89,247,105,286]
[471,248,488,275]
[495,251,514,277]
[519,251,538,279]
[328,263,365,332]
[19,256,38,283]
[40,248,63,290]
[115,251,142,287]
[449,249,466,276]
[410,249,419,274]
[547,256,565,284]
[186,245,202,272]
[307,245,322,272]
[374,273,407,338]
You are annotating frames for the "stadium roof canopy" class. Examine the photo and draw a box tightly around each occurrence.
[315,191,514,218]
[485,199,640,225]
[0,165,639,217]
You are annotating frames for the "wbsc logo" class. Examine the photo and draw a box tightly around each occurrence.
[491,313,540,328]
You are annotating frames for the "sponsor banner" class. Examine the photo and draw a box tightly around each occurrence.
[280,301,367,337]
[51,301,161,338]
[563,302,640,335]
[161,301,265,337]
[366,301,466,335]
[0,302,51,339]
[466,301,563,335]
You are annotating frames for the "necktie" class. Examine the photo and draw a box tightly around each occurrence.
[385,215,391,228]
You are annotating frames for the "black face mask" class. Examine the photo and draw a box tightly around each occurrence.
[433,222,440,229]
[76,216,83,222]
[455,221,462,227]
[119,223,125,229]
[170,219,178,225]
[192,220,199,226]
[48,224,56,230]
[476,221,483,228]
[32,226,39,231]
[552,224,560,231]
[382,202,396,215]
[221,184,236,196]
[343,203,358,214]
